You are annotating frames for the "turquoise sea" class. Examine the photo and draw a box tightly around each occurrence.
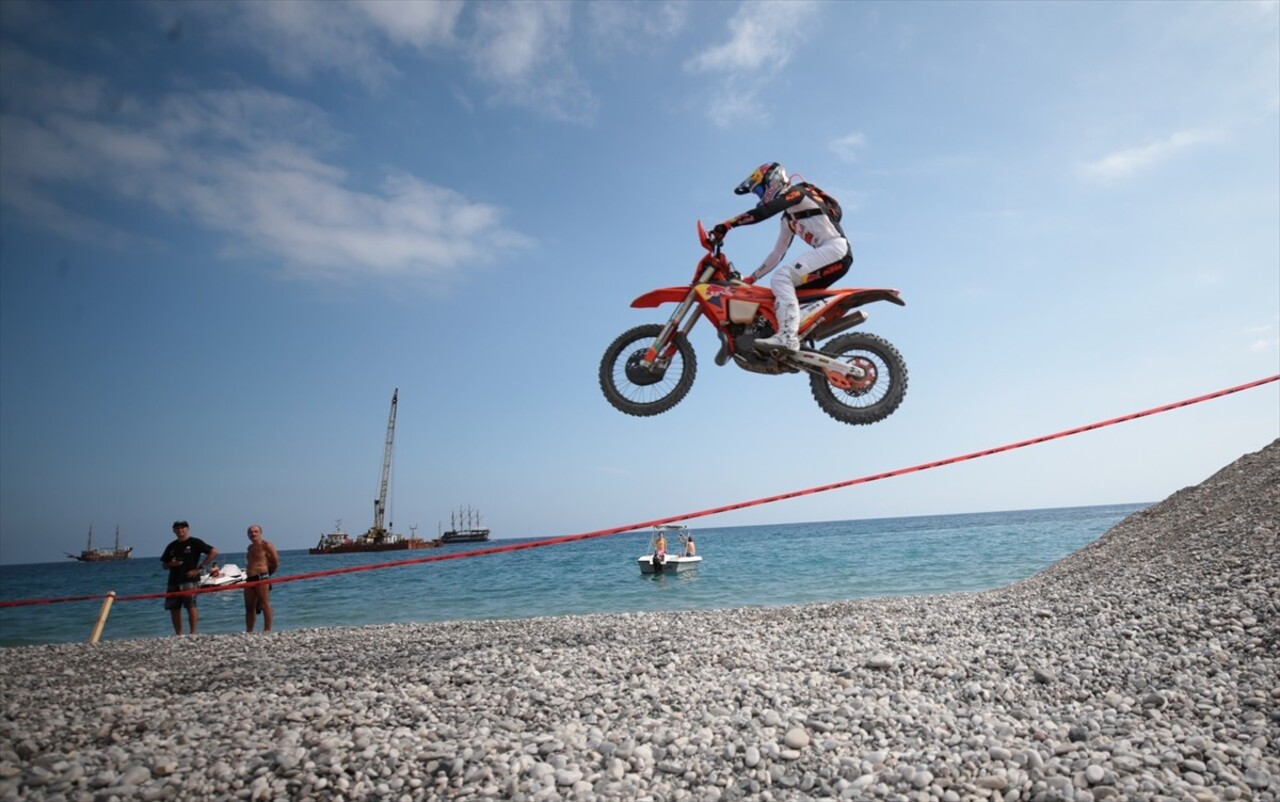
[0,504,1147,648]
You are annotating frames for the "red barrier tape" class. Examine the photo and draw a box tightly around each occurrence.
[3,374,1275,609]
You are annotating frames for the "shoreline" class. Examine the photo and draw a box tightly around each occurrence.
[0,441,1276,800]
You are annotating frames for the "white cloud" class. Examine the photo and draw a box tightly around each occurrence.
[177,0,424,88]
[166,1,593,121]
[354,0,463,49]
[705,93,765,130]
[586,1,687,54]
[0,50,531,286]
[1081,129,1224,182]
[684,1,820,127]
[686,1,817,74]
[830,132,868,162]
[0,47,110,116]
[469,2,597,123]
[1244,320,1278,354]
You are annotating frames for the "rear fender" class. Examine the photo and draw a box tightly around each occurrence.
[797,287,905,308]
[799,287,905,332]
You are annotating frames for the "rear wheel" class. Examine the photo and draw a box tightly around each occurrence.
[809,332,907,425]
[599,324,697,417]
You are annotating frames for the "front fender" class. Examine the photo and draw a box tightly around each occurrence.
[631,287,692,308]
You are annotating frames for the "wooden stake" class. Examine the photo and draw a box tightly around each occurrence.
[89,591,116,644]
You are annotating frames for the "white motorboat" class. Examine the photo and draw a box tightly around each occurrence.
[638,524,702,575]
[199,562,248,587]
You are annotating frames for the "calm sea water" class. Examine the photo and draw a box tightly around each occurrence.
[0,504,1147,647]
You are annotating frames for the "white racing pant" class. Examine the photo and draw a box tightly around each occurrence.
[769,237,850,343]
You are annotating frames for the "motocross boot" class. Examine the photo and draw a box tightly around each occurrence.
[756,296,800,354]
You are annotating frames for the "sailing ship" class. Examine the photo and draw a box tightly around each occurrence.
[310,390,441,555]
[67,525,133,562]
[441,505,491,544]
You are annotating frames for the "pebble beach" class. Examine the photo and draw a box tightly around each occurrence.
[1,441,1276,802]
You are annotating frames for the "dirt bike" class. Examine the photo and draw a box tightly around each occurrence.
[599,222,908,426]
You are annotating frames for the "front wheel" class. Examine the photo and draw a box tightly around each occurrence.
[809,332,907,425]
[599,324,697,417]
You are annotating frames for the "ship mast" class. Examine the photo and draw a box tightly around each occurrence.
[371,389,398,538]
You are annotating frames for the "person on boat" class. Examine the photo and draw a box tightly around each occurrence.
[244,524,281,633]
[708,163,851,353]
[654,531,667,567]
[208,563,220,578]
[683,536,696,558]
[160,520,217,636]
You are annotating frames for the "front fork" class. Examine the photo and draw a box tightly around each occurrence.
[640,269,713,369]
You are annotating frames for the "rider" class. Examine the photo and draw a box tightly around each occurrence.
[710,163,851,353]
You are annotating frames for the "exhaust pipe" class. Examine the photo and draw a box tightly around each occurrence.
[810,310,867,341]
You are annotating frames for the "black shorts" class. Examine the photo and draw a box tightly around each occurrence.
[164,581,199,611]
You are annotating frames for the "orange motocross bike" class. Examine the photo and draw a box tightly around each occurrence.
[599,222,908,426]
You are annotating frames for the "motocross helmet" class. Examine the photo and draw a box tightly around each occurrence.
[734,162,789,203]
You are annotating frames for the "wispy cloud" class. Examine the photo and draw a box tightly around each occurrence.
[355,0,464,49]
[687,0,816,73]
[586,1,687,56]
[684,0,820,127]
[1080,129,1224,182]
[469,2,597,123]
[830,132,868,162]
[0,49,531,286]
[166,0,462,89]
[1245,319,1278,354]
[164,1,596,122]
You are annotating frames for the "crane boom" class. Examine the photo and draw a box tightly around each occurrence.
[372,388,398,537]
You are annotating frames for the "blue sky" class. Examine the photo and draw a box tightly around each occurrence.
[1,0,1276,566]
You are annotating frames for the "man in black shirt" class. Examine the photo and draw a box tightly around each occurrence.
[159,520,217,635]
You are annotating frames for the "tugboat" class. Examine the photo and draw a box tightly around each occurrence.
[441,506,491,544]
[67,525,133,562]
[309,390,440,555]
[312,520,353,553]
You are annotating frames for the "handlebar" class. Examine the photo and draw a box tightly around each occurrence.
[697,220,723,255]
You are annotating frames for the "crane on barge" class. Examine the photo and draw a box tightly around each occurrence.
[310,388,438,554]
[364,387,398,544]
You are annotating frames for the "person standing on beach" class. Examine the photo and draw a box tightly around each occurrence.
[160,521,217,636]
[244,524,280,632]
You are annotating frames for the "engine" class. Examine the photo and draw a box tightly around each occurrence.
[731,319,792,375]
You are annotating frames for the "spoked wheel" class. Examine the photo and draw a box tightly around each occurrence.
[809,331,907,425]
[599,324,697,417]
